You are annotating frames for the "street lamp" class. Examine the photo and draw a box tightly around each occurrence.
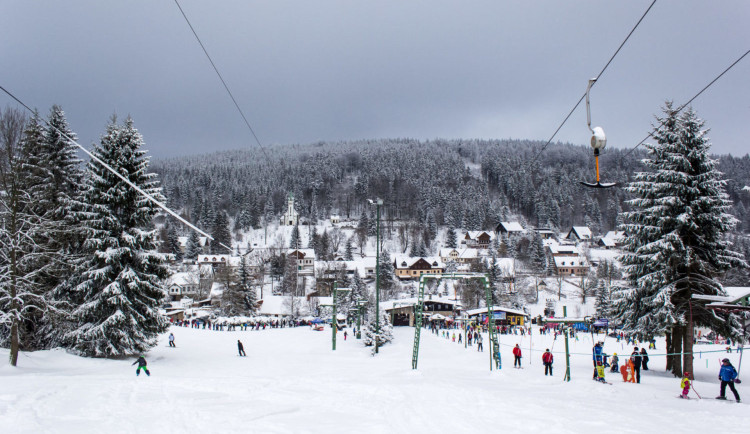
[367,198,383,353]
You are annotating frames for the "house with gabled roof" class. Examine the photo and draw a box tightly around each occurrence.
[566,226,593,243]
[287,249,316,276]
[393,256,445,280]
[438,248,480,267]
[495,221,525,236]
[462,231,495,249]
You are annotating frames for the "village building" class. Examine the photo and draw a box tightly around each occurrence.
[382,298,460,326]
[566,226,593,243]
[599,230,627,247]
[466,305,530,326]
[288,249,316,276]
[462,231,495,249]
[393,256,445,280]
[438,248,480,270]
[533,228,556,240]
[280,193,299,226]
[167,271,201,302]
[495,221,526,236]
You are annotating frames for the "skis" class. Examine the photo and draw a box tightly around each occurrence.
[715,397,741,403]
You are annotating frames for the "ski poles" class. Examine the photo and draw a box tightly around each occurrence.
[691,384,702,399]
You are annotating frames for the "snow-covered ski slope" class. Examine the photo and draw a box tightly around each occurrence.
[1,326,746,433]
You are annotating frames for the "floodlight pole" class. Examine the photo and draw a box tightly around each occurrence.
[564,305,571,382]
[371,198,383,354]
[332,280,337,351]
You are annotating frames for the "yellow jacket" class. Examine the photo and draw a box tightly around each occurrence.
[681,377,691,389]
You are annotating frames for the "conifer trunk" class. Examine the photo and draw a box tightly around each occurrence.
[684,311,694,378]
[671,325,683,377]
[665,330,673,372]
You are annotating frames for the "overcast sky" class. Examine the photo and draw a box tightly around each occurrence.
[2,1,748,158]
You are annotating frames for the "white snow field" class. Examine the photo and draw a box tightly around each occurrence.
[1,326,747,434]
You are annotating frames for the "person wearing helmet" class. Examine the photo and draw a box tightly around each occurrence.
[717,358,741,402]
[132,355,150,377]
[610,352,619,373]
[680,372,691,399]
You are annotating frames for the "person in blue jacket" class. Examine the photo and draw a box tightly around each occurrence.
[717,358,741,402]
[592,342,604,381]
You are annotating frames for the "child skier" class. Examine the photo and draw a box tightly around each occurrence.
[680,372,691,399]
[132,355,150,376]
[168,332,175,347]
[610,353,619,373]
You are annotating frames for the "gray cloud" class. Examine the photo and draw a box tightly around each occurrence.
[2,1,748,158]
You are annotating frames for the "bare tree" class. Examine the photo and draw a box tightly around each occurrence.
[0,108,52,366]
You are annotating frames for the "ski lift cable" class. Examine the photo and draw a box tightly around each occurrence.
[0,84,233,252]
[530,0,657,164]
[617,48,750,162]
[173,0,271,163]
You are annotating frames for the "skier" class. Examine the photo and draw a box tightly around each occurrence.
[680,372,691,399]
[344,331,348,341]
[237,340,246,357]
[476,333,483,352]
[542,348,553,376]
[513,344,522,368]
[132,355,150,376]
[640,348,649,370]
[458,333,462,344]
[610,353,619,373]
[168,332,175,347]
[593,342,604,380]
[716,358,741,402]
[630,347,642,383]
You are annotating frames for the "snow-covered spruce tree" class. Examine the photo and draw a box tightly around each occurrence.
[445,226,457,249]
[344,237,354,261]
[238,255,259,314]
[613,104,746,376]
[23,106,87,349]
[363,310,394,354]
[289,223,300,249]
[185,230,202,260]
[165,221,183,261]
[210,210,231,254]
[65,116,169,357]
[0,108,55,365]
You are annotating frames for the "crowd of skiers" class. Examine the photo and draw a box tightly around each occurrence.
[170,318,298,330]
[429,325,741,401]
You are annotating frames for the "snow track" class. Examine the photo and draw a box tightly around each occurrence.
[1,327,747,433]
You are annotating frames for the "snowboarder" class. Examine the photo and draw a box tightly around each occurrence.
[476,333,483,352]
[716,358,741,402]
[132,355,150,376]
[168,333,175,347]
[237,340,246,357]
[542,348,553,376]
[610,353,619,373]
[680,372,691,399]
[630,347,642,383]
[640,348,649,370]
[513,344,522,368]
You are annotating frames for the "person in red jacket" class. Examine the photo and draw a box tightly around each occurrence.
[513,344,522,368]
[542,349,554,376]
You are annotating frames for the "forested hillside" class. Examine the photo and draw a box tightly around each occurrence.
[152,138,750,236]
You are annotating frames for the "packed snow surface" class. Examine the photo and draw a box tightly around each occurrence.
[1,326,747,433]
